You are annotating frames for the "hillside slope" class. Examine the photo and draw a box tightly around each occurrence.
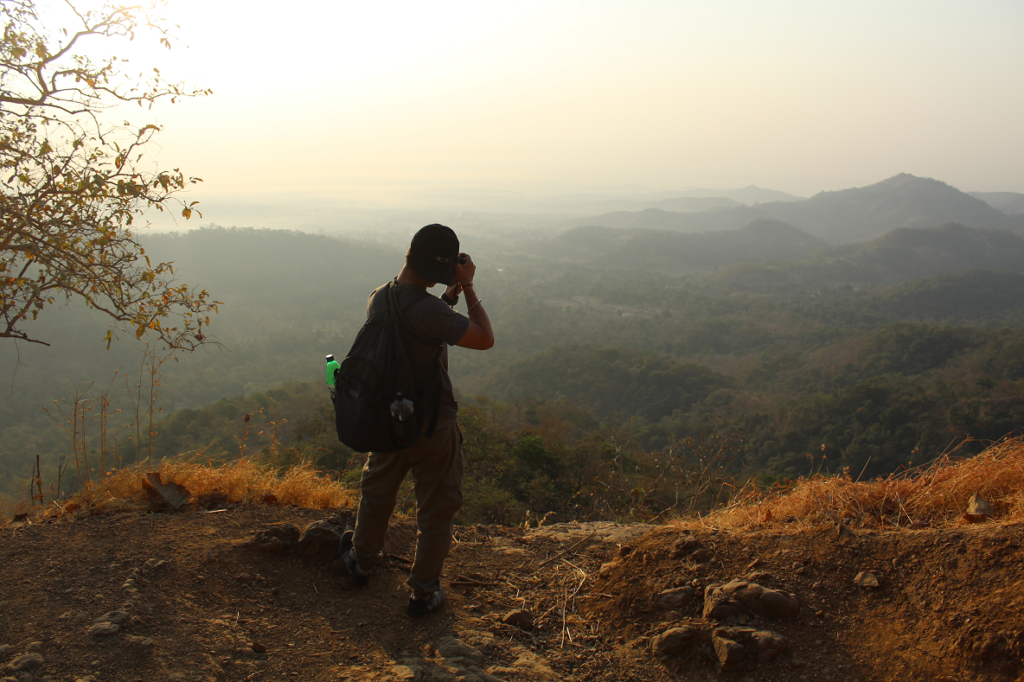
[2,506,1021,682]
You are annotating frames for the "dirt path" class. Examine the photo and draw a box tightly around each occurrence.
[1,506,1022,681]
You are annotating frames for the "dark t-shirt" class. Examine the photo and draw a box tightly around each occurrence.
[367,282,470,416]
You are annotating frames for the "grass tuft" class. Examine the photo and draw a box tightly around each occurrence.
[705,435,1024,530]
[42,455,355,517]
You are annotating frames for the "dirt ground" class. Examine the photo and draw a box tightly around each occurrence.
[1,505,1023,682]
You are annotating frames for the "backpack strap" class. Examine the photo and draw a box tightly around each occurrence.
[386,280,444,438]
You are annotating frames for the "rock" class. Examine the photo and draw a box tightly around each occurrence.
[713,627,789,668]
[510,651,558,681]
[854,571,880,588]
[0,646,9,660]
[253,537,285,554]
[235,573,255,583]
[250,642,267,653]
[434,637,483,664]
[965,493,994,522]
[87,622,119,637]
[142,558,168,573]
[5,654,44,672]
[712,631,746,671]
[703,580,800,620]
[670,537,701,559]
[295,520,344,558]
[23,644,41,653]
[94,611,129,625]
[655,586,694,611]
[836,523,855,539]
[126,636,155,648]
[500,609,535,630]
[249,524,300,553]
[690,548,714,563]
[74,677,98,682]
[651,626,699,659]
[391,664,420,681]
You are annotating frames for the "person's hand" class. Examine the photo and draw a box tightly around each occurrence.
[454,253,476,287]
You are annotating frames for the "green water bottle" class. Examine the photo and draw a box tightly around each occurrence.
[325,353,341,401]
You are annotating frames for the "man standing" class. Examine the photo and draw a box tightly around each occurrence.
[340,223,494,619]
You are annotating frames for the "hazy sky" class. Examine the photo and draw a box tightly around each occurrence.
[88,0,1024,213]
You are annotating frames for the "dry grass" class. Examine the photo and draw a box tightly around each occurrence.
[706,436,1024,530]
[43,455,355,517]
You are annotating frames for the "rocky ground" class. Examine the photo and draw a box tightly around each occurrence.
[1,504,1023,682]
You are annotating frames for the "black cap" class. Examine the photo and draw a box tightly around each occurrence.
[408,224,459,286]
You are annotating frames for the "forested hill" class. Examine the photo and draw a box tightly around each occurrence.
[541,220,828,270]
[6,215,1024,506]
[708,223,1024,293]
[568,174,1024,244]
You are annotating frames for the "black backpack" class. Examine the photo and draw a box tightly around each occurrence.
[333,280,443,453]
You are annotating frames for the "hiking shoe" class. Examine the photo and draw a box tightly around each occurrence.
[338,530,370,588]
[406,586,445,619]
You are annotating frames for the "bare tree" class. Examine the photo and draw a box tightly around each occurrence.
[1,0,218,349]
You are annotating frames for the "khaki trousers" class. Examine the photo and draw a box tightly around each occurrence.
[352,414,463,598]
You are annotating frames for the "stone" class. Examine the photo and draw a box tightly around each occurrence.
[234,573,255,583]
[250,524,300,552]
[712,631,746,671]
[143,558,168,573]
[965,493,994,522]
[295,520,344,558]
[5,654,44,672]
[703,580,799,620]
[670,537,701,559]
[836,523,855,539]
[391,664,420,681]
[713,627,789,667]
[500,609,535,630]
[435,637,483,664]
[656,586,694,611]
[854,571,880,588]
[23,644,41,653]
[88,622,119,637]
[126,636,155,648]
[651,626,699,659]
[94,611,129,625]
[0,646,9,660]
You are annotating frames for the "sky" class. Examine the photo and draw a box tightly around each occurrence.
[58,0,1024,218]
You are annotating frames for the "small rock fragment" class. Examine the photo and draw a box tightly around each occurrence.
[500,609,535,630]
[88,622,119,637]
[5,653,44,672]
[651,626,699,660]
[94,611,129,625]
[250,642,267,653]
[392,664,419,681]
[836,523,855,539]
[655,586,694,611]
[712,631,746,671]
[965,493,994,522]
[854,571,880,588]
[434,637,483,664]
[295,520,344,558]
[126,636,155,648]
[235,573,255,583]
[24,643,41,653]
[690,548,714,563]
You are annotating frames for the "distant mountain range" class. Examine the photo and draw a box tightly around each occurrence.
[541,219,828,270]
[711,223,1024,293]
[970,192,1024,215]
[567,174,1024,245]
